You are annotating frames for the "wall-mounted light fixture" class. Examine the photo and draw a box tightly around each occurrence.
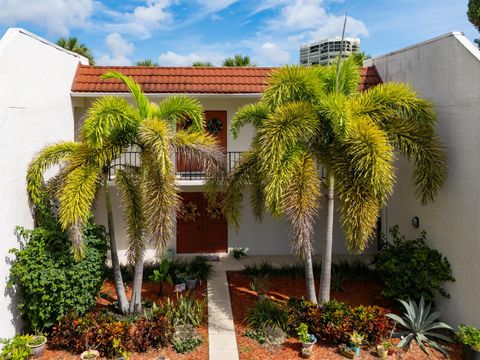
[411,216,420,228]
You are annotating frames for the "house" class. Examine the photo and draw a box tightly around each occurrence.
[1,27,479,338]
[70,64,381,260]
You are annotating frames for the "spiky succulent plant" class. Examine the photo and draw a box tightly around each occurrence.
[387,297,453,356]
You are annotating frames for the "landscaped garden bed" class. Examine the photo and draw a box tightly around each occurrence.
[227,268,463,359]
[39,278,208,360]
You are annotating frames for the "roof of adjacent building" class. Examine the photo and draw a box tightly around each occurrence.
[71,64,382,94]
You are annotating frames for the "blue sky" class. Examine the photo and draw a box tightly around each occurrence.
[0,0,476,66]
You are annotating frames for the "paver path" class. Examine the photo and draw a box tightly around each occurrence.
[207,262,239,360]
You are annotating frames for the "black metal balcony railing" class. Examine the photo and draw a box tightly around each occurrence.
[108,151,244,181]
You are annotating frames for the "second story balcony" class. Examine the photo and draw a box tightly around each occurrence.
[108,150,244,182]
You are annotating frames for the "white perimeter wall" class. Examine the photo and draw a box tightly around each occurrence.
[85,95,377,260]
[0,28,86,338]
[366,32,480,327]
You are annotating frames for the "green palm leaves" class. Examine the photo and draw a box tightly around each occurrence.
[228,56,447,255]
[27,71,225,261]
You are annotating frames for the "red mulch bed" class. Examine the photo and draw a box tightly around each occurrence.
[40,280,208,360]
[227,271,463,360]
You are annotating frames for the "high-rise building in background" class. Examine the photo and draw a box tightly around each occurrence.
[300,37,360,66]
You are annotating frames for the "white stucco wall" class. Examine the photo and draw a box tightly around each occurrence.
[366,32,480,327]
[0,28,87,338]
[84,94,377,260]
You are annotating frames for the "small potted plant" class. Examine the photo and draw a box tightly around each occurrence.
[27,334,47,358]
[349,331,364,357]
[297,323,316,357]
[185,272,198,290]
[250,276,268,301]
[338,344,355,359]
[457,324,480,360]
[230,247,247,260]
[376,340,393,359]
[80,332,99,360]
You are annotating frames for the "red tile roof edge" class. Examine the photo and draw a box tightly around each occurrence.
[71,64,382,94]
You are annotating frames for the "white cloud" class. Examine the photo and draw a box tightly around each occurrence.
[197,0,238,13]
[97,33,134,65]
[103,0,173,38]
[0,0,94,35]
[265,0,368,41]
[158,50,228,66]
[255,42,290,66]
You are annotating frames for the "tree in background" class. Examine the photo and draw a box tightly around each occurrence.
[27,73,225,315]
[192,61,213,67]
[136,59,159,66]
[223,54,254,66]
[56,37,95,64]
[468,0,480,47]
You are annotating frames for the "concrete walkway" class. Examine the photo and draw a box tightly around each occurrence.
[207,261,239,360]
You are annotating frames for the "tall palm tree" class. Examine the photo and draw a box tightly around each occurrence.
[135,59,159,66]
[227,58,447,304]
[56,36,95,65]
[223,54,254,67]
[27,73,226,314]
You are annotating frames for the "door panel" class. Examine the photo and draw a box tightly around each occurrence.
[176,192,227,253]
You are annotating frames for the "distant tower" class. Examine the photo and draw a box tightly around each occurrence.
[300,37,360,66]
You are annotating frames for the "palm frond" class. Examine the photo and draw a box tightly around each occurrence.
[223,151,260,228]
[58,163,101,256]
[283,152,321,256]
[138,119,173,174]
[230,102,270,139]
[153,95,205,131]
[101,71,151,119]
[82,96,140,148]
[26,141,79,205]
[142,151,179,251]
[261,66,320,109]
[116,167,145,264]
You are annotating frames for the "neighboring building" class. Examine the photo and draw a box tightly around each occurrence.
[366,32,480,328]
[0,28,87,339]
[300,37,360,66]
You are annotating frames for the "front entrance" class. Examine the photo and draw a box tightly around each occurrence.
[176,192,227,253]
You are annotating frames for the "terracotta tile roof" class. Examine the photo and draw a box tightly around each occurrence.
[358,66,382,91]
[71,64,382,94]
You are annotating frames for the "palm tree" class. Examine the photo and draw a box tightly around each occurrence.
[135,59,159,66]
[228,58,447,304]
[223,54,254,67]
[56,36,95,65]
[192,61,213,67]
[27,73,226,314]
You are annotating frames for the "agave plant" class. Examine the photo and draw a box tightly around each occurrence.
[386,297,453,356]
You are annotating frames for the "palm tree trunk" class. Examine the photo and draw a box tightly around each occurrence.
[319,172,334,303]
[304,247,318,304]
[129,251,144,314]
[103,174,129,314]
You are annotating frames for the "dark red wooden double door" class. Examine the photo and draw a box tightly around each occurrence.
[176,192,227,253]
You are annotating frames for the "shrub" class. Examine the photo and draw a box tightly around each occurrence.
[0,334,33,360]
[230,247,248,260]
[374,225,454,302]
[245,300,289,331]
[287,298,393,346]
[8,210,107,331]
[457,325,480,351]
[170,256,213,281]
[50,310,171,357]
